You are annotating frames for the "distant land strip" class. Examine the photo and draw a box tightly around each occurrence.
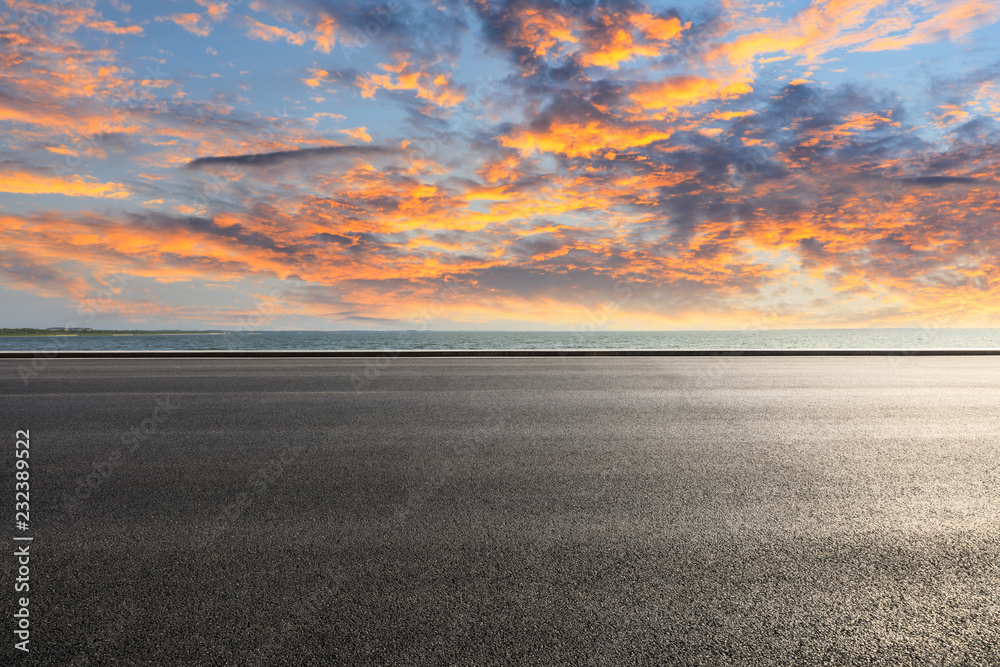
[0,328,226,337]
[2,349,1000,358]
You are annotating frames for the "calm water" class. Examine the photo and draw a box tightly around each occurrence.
[3,329,1000,351]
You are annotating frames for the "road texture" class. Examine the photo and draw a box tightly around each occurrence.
[2,356,999,665]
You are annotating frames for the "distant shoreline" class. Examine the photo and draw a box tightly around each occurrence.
[0,331,227,338]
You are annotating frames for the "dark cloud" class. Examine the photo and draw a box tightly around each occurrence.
[0,250,77,291]
[314,232,355,245]
[312,231,393,255]
[929,58,1000,104]
[306,0,469,65]
[186,145,396,169]
[901,176,978,187]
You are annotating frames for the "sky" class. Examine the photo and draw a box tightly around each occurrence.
[1,0,999,331]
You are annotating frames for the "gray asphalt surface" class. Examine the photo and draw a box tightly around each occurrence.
[2,356,999,665]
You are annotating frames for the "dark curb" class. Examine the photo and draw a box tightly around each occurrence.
[2,349,1000,358]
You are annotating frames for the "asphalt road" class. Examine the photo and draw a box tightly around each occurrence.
[2,356,999,665]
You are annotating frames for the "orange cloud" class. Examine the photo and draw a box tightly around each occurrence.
[495,4,687,69]
[476,152,527,185]
[499,119,671,158]
[194,0,230,21]
[311,15,339,53]
[243,17,307,46]
[86,20,143,35]
[154,1,231,37]
[358,67,466,108]
[0,169,130,199]
[578,13,688,69]
[631,13,686,42]
[302,69,330,88]
[158,13,212,37]
[631,76,753,112]
[511,8,578,59]
[339,127,373,142]
[710,109,755,120]
[577,28,661,69]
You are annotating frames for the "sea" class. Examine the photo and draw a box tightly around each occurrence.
[3,329,1000,351]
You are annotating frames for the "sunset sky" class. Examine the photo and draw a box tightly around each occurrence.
[2,0,999,331]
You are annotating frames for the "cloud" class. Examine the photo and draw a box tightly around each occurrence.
[134,212,299,254]
[157,13,213,37]
[356,65,466,109]
[0,165,130,198]
[195,0,230,21]
[576,10,688,69]
[900,176,979,186]
[185,145,397,168]
[242,16,307,46]
[630,76,753,112]
[155,0,231,37]
[499,117,671,157]
[856,0,1000,52]
[0,249,91,300]
[339,127,373,142]
[86,20,143,36]
[310,14,339,53]
[472,1,688,71]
